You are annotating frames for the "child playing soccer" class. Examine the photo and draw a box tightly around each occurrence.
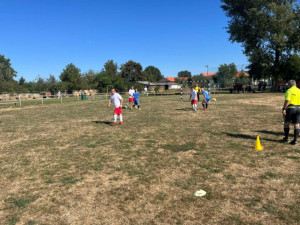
[189,87,198,111]
[126,86,135,109]
[108,89,124,125]
[201,88,211,111]
[133,88,141,110]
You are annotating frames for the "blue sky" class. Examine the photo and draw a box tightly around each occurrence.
[0,0,248,81]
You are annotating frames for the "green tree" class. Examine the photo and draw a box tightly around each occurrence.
[113,77,130,92]
[82,70,98,89]
[144,66,163,82]
[36,76,47,92]
[104,60,118,81]
[95,71,113,92]
[216,63,238,88]
[120,60,144,82]
[0,55,17,82]
[235,71,250,85]
[284,54,300,81]
[46,75,60,92]
[221,0,300,82]
[19,76,25,86]
[59,63,82,91]
[177,70,192,78]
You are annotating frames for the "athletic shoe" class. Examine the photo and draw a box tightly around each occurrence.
[290,140,297,145]
[120,122,124,125]
[282,137,289,143]
[202,108,207,111]
[111,122,117,126]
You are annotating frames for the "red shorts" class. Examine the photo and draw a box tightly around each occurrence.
[191,100,197,105]
[129,97,135,103]
[114,107,122,115]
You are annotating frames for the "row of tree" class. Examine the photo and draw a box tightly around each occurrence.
[1,54,299,94]
[175,63,250,88]
[0,56,164,93]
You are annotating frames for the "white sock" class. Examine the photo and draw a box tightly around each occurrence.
[114,114,117,122]
[120,114,123,122]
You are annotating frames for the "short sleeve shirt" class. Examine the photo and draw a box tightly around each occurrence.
[110,93,123,108]
[190,90,197,100]
[285,86,300,105]
[203,90,210,100]
[133,92,140,101]
[129,89,135,97]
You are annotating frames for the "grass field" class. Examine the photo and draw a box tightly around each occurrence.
[0,93,299,225]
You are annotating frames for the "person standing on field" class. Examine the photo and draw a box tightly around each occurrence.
[108,89,124,126]
[189,87,198,111]
[133,88,141,110]
[282,80,300,145]
[201,88,211,111]
[195,83,200,101]
[126,86,135,109]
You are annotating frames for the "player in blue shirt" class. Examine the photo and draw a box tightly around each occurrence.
[201,88,211,111]
[133,89,141,110]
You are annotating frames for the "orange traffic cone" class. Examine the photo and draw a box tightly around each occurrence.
[255,136,264,151]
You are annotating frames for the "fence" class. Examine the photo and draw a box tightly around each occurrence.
[0,85,285,108]
[0,91,170,107]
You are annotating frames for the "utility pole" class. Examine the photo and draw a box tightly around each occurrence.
[205,65,208,89]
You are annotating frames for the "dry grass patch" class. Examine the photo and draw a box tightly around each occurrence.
[0,93,299,224]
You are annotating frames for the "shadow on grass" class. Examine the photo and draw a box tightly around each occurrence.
[222,132,282,143]
[223,133,254,140]
[92,121,111,125]
[256,130,293,137]
[175,108,194,111]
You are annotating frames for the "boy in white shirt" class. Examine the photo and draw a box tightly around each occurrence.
[108,89,124,125]
[126,86,135,109]
[189,87,198,111]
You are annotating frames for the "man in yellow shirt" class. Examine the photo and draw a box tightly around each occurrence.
[282,80,300,145]
[195,84,200,101]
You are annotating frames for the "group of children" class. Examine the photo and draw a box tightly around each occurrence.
[108,84,211,126]
[108,86,141,126]
[190,84,211,111]
[126,86,141,110]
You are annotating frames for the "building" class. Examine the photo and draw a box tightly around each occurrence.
[138,77,181,91]
[235,71,250,77]
[200,72,216,78]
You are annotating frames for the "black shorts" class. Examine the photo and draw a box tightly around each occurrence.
[285,107,300,124]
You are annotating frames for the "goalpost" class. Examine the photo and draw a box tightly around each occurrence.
[106,85,113,99]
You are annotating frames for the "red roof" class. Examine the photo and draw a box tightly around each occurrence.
[165,77,175,82]
[201,73,216,77]
[236,71,250,77]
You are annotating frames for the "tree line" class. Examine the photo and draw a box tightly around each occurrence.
[0,56,164,94]
[175,64,250,88]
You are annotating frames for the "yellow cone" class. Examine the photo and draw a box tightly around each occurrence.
[255,136,264,151]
